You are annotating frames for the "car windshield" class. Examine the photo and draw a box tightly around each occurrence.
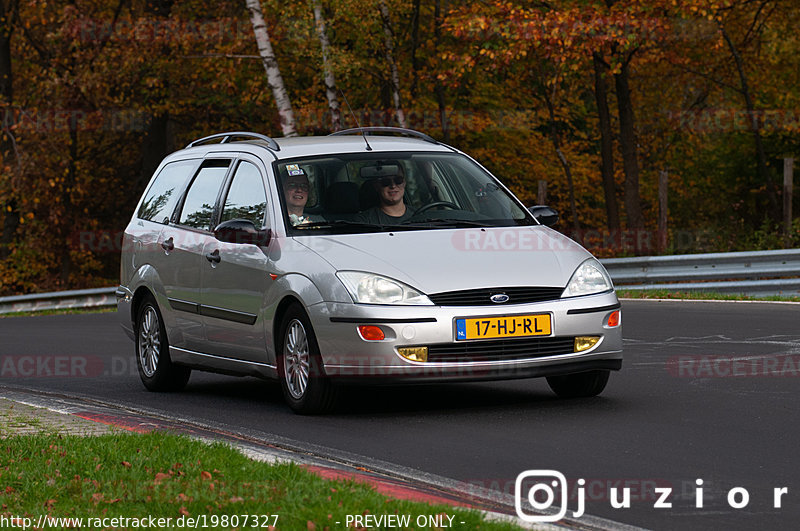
[275,152,535,234]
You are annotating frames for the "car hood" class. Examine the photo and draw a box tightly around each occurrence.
[294,226,592,294]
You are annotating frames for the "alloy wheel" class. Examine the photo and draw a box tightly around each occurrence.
[283,319,310,399]
[138,305,161,378]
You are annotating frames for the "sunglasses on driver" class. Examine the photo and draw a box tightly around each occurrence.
[378,175,405,187]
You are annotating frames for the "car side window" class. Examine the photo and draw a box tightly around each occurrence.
[177,161,230,230]
[137,160,197,223]
[221,161,268,227]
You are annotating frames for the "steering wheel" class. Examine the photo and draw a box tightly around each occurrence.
[412,201,460,217]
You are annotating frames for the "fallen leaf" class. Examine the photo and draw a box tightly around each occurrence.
[200,471,212,480]
[121,461,131,468]
[179,506,190,516]
[307,521,316,531]
[154,472,170,484]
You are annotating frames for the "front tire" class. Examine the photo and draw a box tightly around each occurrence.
[135,295,191,392]
[547,370,609,398]
[278,304,337,414]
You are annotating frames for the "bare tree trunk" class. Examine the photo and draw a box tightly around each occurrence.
[410,0,421,98]
[543,86,580,232]
[245,0,297,137]
[0,8,11,105]
[720,23,778,215]
[614,55,645,230]
[140,113,174,188]
[378,0,406,128]
[434,0,449,141]
[139,0,175,190]
[59,128,78,286]
[312,0,341,131]
[592,52,620,232]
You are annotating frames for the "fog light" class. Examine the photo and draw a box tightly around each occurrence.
[398,347,428,362]
[574,336,600,352]
[607,310,620,327]
[358,325,385,341]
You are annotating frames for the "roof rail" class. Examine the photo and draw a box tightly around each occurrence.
[186,131,280,151]
[329,127,438,145]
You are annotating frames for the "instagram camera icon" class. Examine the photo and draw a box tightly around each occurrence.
[515,470,569,523]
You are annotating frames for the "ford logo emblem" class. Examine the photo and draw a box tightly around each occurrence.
[490,293,510,304]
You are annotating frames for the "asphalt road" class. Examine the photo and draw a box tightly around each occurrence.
[1,300,798,530]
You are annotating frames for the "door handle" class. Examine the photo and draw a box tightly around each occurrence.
[161,237,174,251]
[205,249,221,264]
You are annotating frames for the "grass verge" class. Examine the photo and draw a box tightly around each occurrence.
[0,431,522,530]
[616,289,800,302]
[0,307,116,319]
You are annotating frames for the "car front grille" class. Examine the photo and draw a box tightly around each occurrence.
[426,336,576,363]
[428,286,564,306]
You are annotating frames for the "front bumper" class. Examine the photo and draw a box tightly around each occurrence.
[309,291,622,383]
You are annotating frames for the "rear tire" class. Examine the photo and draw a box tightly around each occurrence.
[135,294,191,392]
[547,370,609,398]
[277,303,337,414]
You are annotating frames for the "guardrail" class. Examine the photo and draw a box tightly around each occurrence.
[0,287,117,315]
[1,249,799,314]
[602,249,800,296]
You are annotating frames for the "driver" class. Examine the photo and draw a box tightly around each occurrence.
[359,166,414,225]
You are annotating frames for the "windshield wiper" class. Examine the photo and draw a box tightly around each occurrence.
[293,220,386,231]
[402,219,495,228]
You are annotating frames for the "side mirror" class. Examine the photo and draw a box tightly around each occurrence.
[528,205,559,227]
[214,219,271,246]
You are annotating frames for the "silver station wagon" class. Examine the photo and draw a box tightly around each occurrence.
[117,128,622,414]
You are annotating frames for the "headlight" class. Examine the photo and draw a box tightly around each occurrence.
[336,271,433,305]
[562,259,613,298]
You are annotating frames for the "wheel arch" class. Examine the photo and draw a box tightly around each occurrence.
[131,286,156,333]
[272,295,305,355]
[127,264,168,334]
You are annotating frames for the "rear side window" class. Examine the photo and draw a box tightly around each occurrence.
[137,160,197,223]
[221,161,268,227]
[178,161,230,230]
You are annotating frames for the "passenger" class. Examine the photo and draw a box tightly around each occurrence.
[283,170,320,226]
[359,167,414,225]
